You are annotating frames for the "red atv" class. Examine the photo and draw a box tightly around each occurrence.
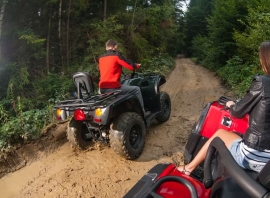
[184,96,249,180]
[124,137,270,198]
[184,96,249,163]
[123,96,270,197]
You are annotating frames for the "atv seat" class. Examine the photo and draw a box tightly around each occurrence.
[73,72,94,99]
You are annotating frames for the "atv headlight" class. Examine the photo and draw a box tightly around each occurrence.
[95,108,103,117]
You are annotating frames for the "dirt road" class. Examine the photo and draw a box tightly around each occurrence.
[0,58,233,198]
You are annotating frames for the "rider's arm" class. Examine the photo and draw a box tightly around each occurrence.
[229,75,263,118]
[117,53,137,71]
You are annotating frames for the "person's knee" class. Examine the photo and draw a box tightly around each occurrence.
[215,129,228,136]
[134,86,140,92]
[212,129,231,140]
[214,129,241,148]
[133,86,141,94]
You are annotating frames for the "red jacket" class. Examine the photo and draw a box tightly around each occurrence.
[98,50,138,89]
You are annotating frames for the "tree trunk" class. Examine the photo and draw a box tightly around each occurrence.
[66,0,71,67]
[46,16,51,74]
[103,0,107,20]
[0,2,6,60]
[130,0,138,41]
[58,0,63,70]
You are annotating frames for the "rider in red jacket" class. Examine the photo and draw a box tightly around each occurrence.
[98,39,149,115]
[99,40,140,89]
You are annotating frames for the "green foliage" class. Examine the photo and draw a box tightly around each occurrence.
[184,0,214,56]
[33,73,74,106]
[234,1,270,65]
[141,56,175,75]
[186,0,270,100]
[77,16,124,81]
[186,0,249,68]
[191,35,209,62]
[0,94,55,152]
[19,34,46,45]
[7,62,30,93]
[188,0,268,98]
[140,2,179,57]
[87,16,124,55]
[131,34,153,61]
[0,102,9,123]
[217,56,261,96]
[116,1,181,60]
[204,0,248,68]
[236,75,256,96]
[0,0,185,153]
[14,29,46,63]
[0,107,53,150]
[83,16,125,60]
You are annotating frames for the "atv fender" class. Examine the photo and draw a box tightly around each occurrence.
[96,93,143,126]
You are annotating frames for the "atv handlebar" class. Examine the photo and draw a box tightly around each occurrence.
[218,96,240,111]
[204,137,268,198]
[146,176,198,198]
[218,96,231,106]
[123,66,161,80]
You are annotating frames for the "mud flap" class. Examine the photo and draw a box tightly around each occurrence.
[123,164,170,198]
[184,102,212,163]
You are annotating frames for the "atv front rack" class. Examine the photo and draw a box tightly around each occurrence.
[54,90,123,110]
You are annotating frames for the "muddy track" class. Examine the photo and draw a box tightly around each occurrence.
[0,58,234,198]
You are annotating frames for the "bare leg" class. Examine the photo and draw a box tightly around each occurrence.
[178,129,242,175]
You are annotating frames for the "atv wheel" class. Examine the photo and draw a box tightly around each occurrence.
[156,91,171,122]
[67,118,93,149]
[110,112,146,160]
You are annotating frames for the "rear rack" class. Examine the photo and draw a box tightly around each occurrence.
[54,90,122,109]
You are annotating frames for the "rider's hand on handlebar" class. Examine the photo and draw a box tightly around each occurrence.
[226,101,235,108]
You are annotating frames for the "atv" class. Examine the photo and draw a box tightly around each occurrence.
[184,96,249,180]
[124,137,270,198]
[54,70,171,160]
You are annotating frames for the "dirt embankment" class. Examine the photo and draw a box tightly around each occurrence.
[0,58,234,198]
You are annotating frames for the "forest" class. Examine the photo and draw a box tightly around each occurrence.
[0,0,270,155]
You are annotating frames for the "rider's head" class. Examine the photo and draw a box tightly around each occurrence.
[106,40,118,51]
[259,41,270,75]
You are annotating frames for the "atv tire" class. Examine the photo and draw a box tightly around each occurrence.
[110,112,146,160]
[156,91,171,122]
[67,118,92,149]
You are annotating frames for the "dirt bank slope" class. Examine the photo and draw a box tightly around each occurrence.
[0,58,233,198]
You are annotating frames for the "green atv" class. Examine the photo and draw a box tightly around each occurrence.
[54,70,171,160]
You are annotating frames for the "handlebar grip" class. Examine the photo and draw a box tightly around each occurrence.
[150,176,198,198]
[203,144,217,188]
